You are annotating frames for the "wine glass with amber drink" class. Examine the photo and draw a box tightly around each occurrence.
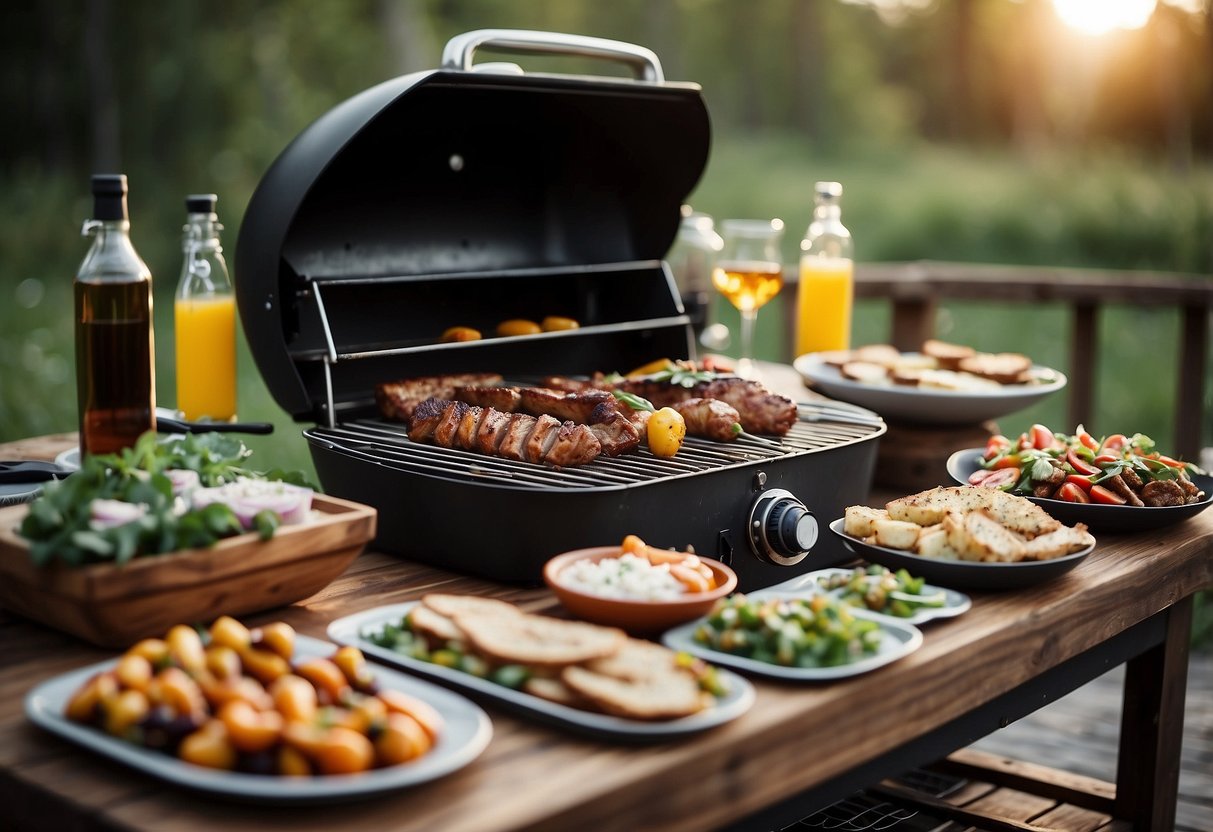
[712,219,784,379]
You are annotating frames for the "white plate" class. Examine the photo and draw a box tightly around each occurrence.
[54,447,80,471]
[25,634,492,803]
[661,603,923,681]
[328,603,755,741]
[793,352,1066,425]
[754,567,971,626]
[0,482,43,507]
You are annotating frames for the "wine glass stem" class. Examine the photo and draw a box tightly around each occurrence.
[738,308,757,377]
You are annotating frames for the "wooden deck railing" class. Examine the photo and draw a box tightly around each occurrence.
[780,261,1213,461]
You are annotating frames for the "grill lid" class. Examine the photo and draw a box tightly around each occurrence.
[236,30,711,422]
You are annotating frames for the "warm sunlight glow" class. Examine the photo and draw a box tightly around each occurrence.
[1053,0,1158,35]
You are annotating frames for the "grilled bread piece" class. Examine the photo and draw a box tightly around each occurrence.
[840,361,890,384]
[886,486,1060,538]
[844,505,888,538]
[957,352,1033,384]
[422,593,523,620]
[873,517,922,550]
[453,611,626,668]
[922,339,976,370]
[523,676,584,708]
[944,509,1027,562]
[407,605,465,646]
[562,664,705,720]
[1021,524,1094,560]
[853,344,902,366]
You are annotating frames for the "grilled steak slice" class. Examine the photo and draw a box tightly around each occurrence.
[1141,479,1187,507]
[545,421,602,467]
[498,412,538,461]
[407,397,448,442]
[525,414,564,463]
[584,411,641,456]
[476,408,514,455]
[539,375,609,393]
[433,400,469,448]
[453,385,522,412]
[671,398,741,442]
[377,373,503,420]
[455,403,486,449]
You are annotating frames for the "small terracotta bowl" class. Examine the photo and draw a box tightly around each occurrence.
[543,546,738,634]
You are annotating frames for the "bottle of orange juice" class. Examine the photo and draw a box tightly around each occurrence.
[175,194,236,421]
[797,181,854,355]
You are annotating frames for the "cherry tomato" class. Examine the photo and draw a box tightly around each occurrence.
[1075,426,1099,450]
[1064,474,1094,492]
[540,316,580,332]
[496,319,542,337]
[983,435,1011,460]
[1030,424,1056,451]
[969,467,1019,489]
[1066,449,1100,476]
[440,326,482,343]
[1101,434,1127,454]
[1090,485,1127,505]
[1056,482,1091,503]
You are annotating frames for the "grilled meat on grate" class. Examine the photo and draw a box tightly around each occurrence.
[670,398,742,442]
[616,377,796,436]
[409,398,601,467]
[377,373,504,420]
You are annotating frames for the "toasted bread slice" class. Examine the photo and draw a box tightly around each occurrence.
[915,525,961,560]
[407,605,465,645]
[887,486,995,526]
[946,509,1027,562]
[1021,524,1094,561]
[839,361,889,384]
[922,339,976,370]
[844,505,888,538]
[422,593,522,620]
[523,676,585,708]
[958,352,1033,384]
[854,344,902,366]
[561,665,705,721]
[982,490,1061,538]
[873,517,921,551]
[889,367,925,387]
[815,349,856,368]
[455,611,626,668]
[584,639,681,683]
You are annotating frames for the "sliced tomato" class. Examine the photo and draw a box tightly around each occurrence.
[1064,474,1094,492]
[1094,454,1119,465]
[1101,434,1127,454]
[992,454,1023,470]
[1153,454,1185,469]
[1066,449,1100,476]
[1090,485,1127,505]
[1075,425,1099,451]
[1030,424,1056,451]
[984,434,1011,460]
[1017,432,1033,451]
[969,467,1019,489]
[1057,482,1091,503]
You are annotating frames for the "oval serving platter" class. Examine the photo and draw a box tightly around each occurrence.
[947,448,1213,534]
[828,518,1095,591]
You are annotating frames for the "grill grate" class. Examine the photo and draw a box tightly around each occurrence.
[307,408,883,492]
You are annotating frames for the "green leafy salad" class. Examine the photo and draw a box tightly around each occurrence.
[19,432,314,567]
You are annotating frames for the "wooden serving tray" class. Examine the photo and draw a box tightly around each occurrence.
[0,494,376,647]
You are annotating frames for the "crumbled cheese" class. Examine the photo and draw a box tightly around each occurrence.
[560,553,686,601]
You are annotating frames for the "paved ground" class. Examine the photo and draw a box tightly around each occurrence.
[969,648,1213,831]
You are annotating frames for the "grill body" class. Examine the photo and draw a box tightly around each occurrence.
[235,30,885,591]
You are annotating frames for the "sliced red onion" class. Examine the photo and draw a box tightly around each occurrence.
[190,478,313,529]
[165,468,200,497]
[90,499,148,530]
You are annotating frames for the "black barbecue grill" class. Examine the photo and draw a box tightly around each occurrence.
[236,29,885,590]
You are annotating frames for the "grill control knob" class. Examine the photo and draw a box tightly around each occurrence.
[747,488,818,566]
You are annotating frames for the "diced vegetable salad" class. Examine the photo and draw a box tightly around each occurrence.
[817,565,946,618]
[974,424,1206,507]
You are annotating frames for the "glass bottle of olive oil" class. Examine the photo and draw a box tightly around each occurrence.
[74,174,156,457]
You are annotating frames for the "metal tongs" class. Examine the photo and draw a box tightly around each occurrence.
[797,400,885,427]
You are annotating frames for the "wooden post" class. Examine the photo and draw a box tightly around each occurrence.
[890,298,937,352]
[1175,304,1209,462]
[1067,303,1097,430]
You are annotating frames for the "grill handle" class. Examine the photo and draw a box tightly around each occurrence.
[442,29,665,83]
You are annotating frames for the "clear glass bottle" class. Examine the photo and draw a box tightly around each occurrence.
[175,194,236,421]
[667,207,729,350]
[797,181,854,355]
[74,174,156,457]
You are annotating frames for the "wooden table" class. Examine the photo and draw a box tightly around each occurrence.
[1,432,1209,832]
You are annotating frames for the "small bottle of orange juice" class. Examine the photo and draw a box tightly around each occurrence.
[175,194,236,421]
[797,182,854,355]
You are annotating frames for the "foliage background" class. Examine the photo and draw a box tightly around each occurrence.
[1,0,1211,634]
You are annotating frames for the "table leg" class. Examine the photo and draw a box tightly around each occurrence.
[1115,596,1192,830]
